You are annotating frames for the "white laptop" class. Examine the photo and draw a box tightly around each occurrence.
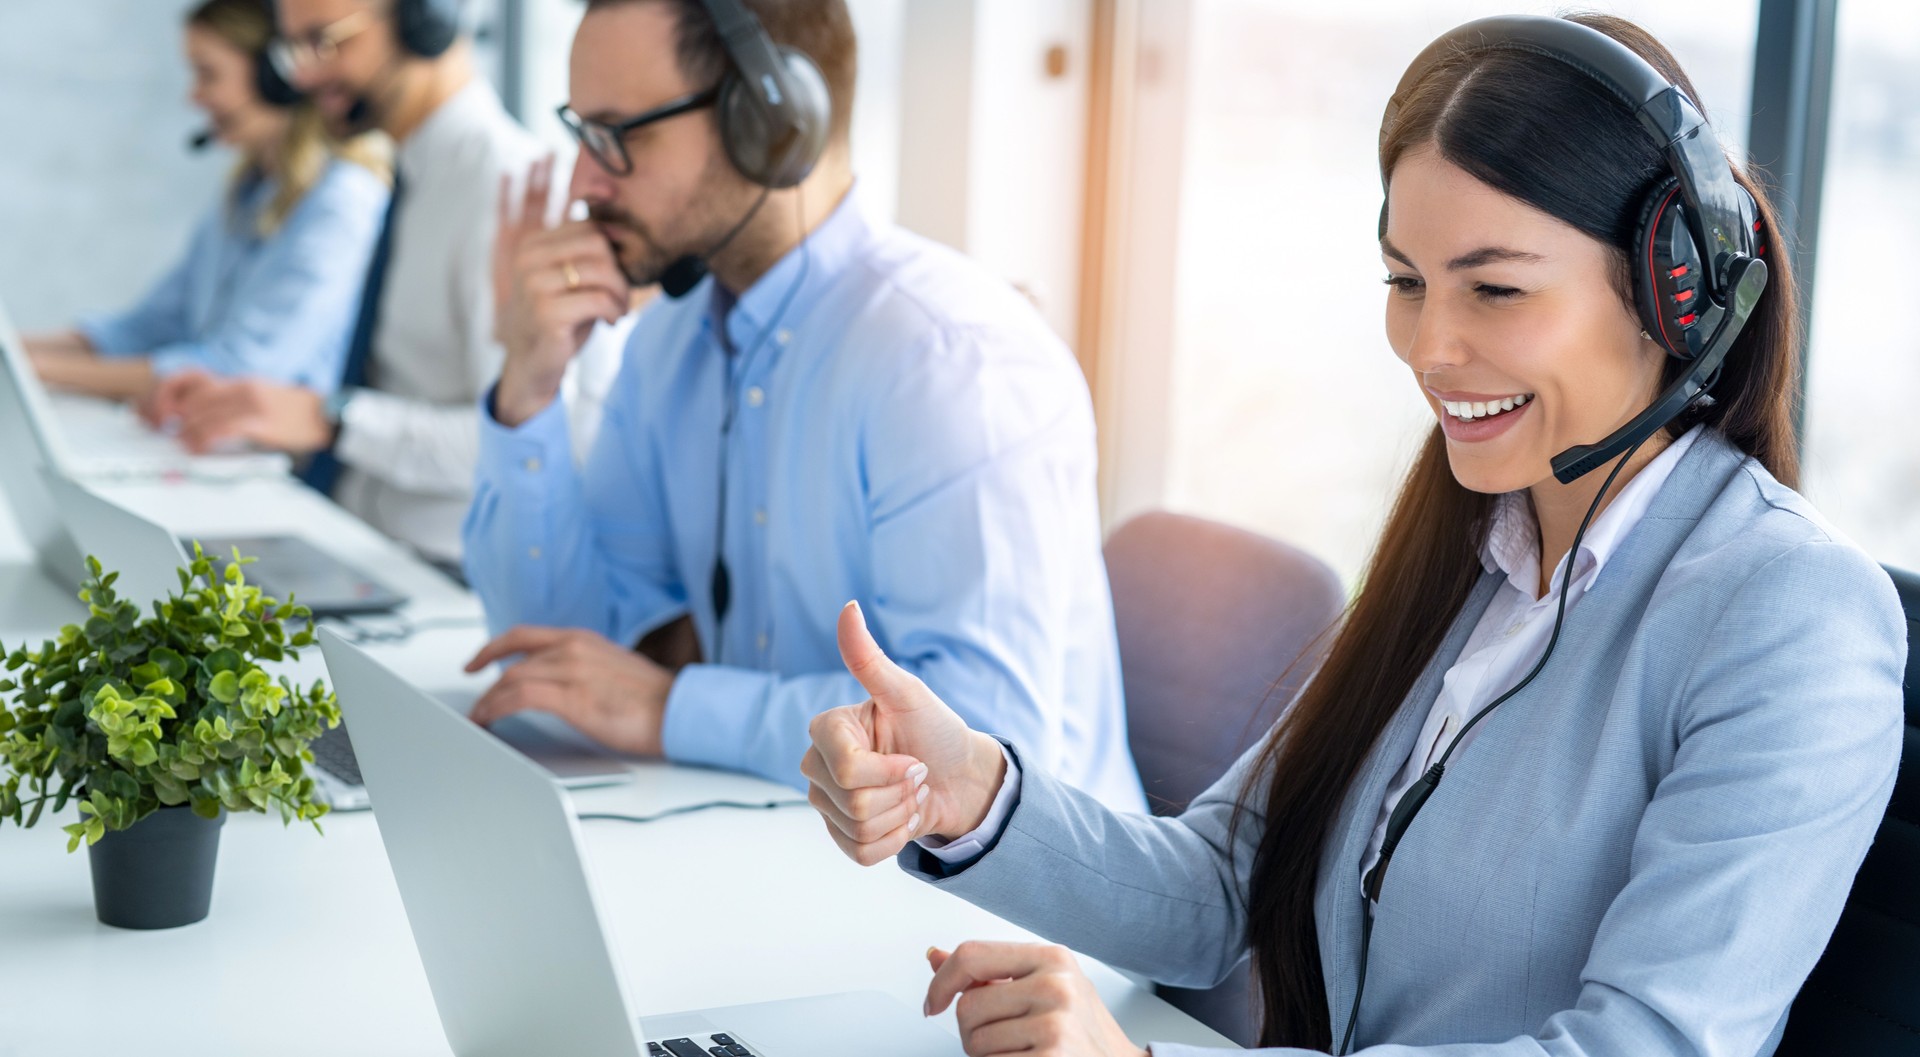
[40,472,632,810]
[0,303,409,620]
[46,392,293,481]
[0,305,87,629]
[0,297,287,482]
[317,628,964,1057]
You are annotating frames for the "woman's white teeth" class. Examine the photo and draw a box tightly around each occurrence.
[1442,394,1531,420]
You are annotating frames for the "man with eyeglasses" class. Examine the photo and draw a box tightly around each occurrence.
[458,0,1146,813]
[143,0,625,570]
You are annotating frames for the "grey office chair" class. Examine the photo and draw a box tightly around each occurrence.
[1104,512,1344,1046]
[1776,564,1920,1056]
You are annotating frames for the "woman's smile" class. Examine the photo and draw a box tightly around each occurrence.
[1429,388,1535,443]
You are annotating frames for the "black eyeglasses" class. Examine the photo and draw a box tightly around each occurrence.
[557,87,721,176]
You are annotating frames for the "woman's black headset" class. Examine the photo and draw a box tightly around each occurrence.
[189,0,302,149]
[1380,14,1770,486]
[1341,16,1772,1056]
[250,0,303,108]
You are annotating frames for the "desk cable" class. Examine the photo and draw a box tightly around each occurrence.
[577,798,810,825]
[314,612,490,645]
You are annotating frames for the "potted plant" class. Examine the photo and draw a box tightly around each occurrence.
[0,546,339,929]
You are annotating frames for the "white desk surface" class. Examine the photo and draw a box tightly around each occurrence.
[0,397,1237,1055]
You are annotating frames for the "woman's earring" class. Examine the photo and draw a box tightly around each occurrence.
[1641,329,1653,341]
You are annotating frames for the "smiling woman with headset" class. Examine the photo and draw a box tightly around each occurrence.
[24,0,388,404]
[799,14,1907,1057]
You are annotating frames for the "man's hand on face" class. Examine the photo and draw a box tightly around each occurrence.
[492,154,633,429]
[144,371,335,455]
[464,626,674,757]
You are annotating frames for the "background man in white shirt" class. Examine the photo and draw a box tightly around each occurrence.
[146,0,619,568]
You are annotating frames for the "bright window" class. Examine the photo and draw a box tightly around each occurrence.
[1800,1,1920,572]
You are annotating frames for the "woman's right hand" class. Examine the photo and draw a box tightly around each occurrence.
[802,602,1009,866]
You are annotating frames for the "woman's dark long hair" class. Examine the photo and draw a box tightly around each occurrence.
[1233,14,1802,1049]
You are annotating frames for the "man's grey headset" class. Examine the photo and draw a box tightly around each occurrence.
[1340,16,1770,1056]
[700,0,831,190]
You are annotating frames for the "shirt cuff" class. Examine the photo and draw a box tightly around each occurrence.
[660,663,770,771]
[917,740,1021,864]
[466,383,575,485]
[146,344,213,378]
[75,313,142,357]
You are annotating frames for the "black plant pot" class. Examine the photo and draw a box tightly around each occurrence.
[86,805,225,929]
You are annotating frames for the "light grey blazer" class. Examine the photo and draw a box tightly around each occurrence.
[902,429,1907,1056]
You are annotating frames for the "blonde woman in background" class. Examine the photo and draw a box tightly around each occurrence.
[26,0,388,403]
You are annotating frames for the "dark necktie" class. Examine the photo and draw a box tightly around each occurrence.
[300,169,405,495]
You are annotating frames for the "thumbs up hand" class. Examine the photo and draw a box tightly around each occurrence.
[801,602,1009,866]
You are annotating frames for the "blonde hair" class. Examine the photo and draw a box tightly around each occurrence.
[187,0,392,238]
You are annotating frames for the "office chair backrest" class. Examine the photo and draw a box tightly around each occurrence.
[1103,511,1344,1046]
[1776,563,1920,1056]
[1106,511,1343,815]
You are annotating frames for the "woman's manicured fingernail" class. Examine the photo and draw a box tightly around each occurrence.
[916,784,929,805]
[907,813,921,836]
[925,945,938,962]
[923,997,932,1016]
[908,762,928,787]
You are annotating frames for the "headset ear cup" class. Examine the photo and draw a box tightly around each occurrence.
[1632,175,1703,361]
[395,0,460,58]
[715,48,831,189]
[714,73,767,186]
[767,47,831,188]
[250,0,302,108]
[254,51,303,109]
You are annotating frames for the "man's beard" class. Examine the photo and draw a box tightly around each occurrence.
[587,201,673,288]
[588,167,764,290]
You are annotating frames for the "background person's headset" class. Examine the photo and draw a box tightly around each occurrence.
[251,0,304,108]
[392,0,462,59]
[1340,16,1771,1056]
[190,0,304,149]
[333,0,464,131]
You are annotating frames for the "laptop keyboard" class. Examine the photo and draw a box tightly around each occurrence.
[649,1034,758,1057]
[310,724,363,786]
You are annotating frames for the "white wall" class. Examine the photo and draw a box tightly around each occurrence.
[896,0,1091,346]
[0,2,230,332]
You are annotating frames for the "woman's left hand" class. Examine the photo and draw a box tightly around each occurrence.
[925,941,1149,1057]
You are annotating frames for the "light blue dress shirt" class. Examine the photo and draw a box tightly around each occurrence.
[464,193,1146,812]
[78,158,388,391]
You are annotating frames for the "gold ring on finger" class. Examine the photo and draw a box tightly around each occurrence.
[561,260,581,291]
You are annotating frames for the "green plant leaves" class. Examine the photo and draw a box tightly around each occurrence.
[0,551,340,851]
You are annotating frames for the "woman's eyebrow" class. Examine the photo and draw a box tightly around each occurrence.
[1446,246,1546,270]
[1378,237,1545,271]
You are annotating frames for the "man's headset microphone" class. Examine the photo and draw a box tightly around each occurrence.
[564,0,832,655]
[649,0,831,300]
